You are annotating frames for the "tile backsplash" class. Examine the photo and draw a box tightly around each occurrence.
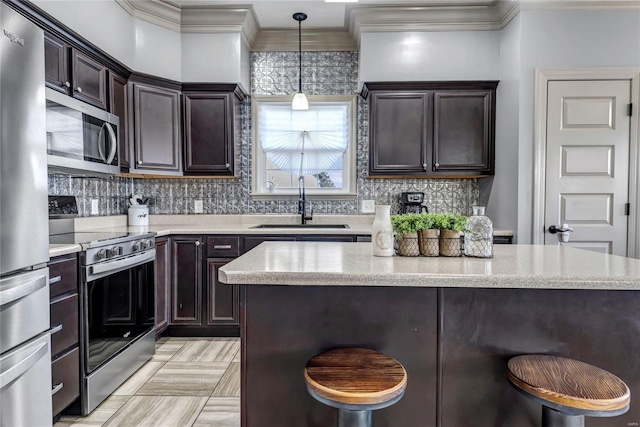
[48,51,478,217]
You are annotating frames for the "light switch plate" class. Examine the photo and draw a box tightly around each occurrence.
[194,200,203,214]
[362,200,375,214]
[91,199,99,215]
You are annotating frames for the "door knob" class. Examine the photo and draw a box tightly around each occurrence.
[548,224,573,243]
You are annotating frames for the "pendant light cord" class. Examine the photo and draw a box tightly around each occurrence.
[298,18,302,93]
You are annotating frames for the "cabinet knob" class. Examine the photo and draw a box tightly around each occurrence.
[195,241,201,246]
[422,163,428,171]
[435,162,439,168]
[77,87,83,93]
[64,81,70,88]
[225,163,230,168]
[138,160,142,165]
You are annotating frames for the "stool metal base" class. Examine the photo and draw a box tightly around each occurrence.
[338,409,372,427]
[542,406,584,427]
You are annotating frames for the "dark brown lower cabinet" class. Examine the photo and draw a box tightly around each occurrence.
[52,347,80,418]
[207,259,238,325]
[170,235,202,325]
[155,237,170,334]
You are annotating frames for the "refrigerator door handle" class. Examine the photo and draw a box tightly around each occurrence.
[0,340,48,389]
[0,273,47,306]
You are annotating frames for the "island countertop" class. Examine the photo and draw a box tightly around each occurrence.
[219,242,640,290]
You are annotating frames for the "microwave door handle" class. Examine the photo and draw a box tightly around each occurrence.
[97,123,107,162]
[104,123,117,165]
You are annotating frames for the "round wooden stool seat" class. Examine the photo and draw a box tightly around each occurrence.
[304,348,407,408]
[508,355,630,416]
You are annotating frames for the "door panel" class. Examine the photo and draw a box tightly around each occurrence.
[545,80,631,255]
[71,49,107,109]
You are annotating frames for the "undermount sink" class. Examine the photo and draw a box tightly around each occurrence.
[250,224,350,229]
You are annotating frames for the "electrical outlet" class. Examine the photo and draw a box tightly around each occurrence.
[91,199,99,215]
[194,200,203,214]
[362,200,375,214]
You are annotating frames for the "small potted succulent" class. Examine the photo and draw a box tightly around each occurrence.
[416,213,439,257]
[433,213,467,257]
[390,213,421,256]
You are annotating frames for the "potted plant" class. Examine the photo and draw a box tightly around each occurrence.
[434,213,467,257]
[390,213,421,256]
[416,213,439,256]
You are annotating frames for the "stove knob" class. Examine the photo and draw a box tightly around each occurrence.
[144,239,153,250]
[132,241,142,251]
[107,246,122,257]
[96,249,108,260]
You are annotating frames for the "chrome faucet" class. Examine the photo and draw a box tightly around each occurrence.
[298,176,313,225]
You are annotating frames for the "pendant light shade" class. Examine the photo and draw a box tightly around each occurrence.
[292,12,309,111]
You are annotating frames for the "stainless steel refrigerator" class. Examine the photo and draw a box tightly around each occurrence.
[0,3,53,426]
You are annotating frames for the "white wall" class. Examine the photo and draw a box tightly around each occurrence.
[516,8,640,243]
[358,31,500,82]
[484,14,521,238]
[240,37,251,94]
[133,19,181,81]
[181,33,242,83]
[33,0,135,67]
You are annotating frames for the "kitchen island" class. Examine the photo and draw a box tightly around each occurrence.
[220,243,640,427]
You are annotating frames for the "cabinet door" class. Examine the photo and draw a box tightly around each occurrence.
[206,259,238,325]
[369,92,431,176]
[155,237,170,333]
[44,33,69,94]
[170,236,202,325]
[183,92,233,175]
[432,90,494,173]
[133,84,181,171]
[71,49,107,109]
[108,72,129,169]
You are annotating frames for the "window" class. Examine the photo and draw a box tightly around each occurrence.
[251,95,357,200]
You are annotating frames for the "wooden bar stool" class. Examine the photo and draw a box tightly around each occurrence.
[508,355,630,427]
[304,348,407,427]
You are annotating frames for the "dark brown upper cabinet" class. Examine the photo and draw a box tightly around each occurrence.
[132,82,181,172]
[362,81,498,177]
[108,72,129,170]
[44,32,107,110]
[182,84,245,176]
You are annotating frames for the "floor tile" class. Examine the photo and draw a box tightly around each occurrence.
[232,348,240,362]
[136,362,228,396]
[171,339,240,363]
[212,362,240,397]
[102,396,208,427]
[193,397,240,427]
[112,362,164,395]
[150,341,186,362]
[55,395,130,426]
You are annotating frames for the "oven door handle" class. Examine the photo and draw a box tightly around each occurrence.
[88,250,155,280]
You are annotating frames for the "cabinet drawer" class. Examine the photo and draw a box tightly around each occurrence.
[52,347,80,417]
[50,293,79,356]
[207,236,240,258]
[49,255,78,298]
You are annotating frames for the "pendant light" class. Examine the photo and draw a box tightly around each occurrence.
[292,12,309,110]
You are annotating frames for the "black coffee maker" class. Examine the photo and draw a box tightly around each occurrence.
[401,192,428,214]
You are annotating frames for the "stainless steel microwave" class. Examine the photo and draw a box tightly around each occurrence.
[46,88,120,176]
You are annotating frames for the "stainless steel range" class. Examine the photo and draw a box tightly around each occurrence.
[51,229,156,415]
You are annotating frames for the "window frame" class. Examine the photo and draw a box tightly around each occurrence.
[251,95,357,201]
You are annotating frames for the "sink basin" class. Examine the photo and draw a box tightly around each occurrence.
[250,224,350,229]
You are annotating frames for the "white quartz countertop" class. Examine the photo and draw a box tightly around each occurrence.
[218,242,640,290]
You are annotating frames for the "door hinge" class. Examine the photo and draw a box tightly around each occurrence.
[625,203,630,216]
[629,103,633,117]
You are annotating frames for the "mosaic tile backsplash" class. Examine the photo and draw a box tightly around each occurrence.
[48,51,478,217]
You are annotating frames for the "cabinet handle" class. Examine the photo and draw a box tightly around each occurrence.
[225,163,230,168]
[179,303,183,309]
[64,81,70,88]
[138,160,143,165]
[51,324,63,335]
[213,245,232,250]
[77,87,83,93]
[52,383,64,396]
[49,276,62,284]
[195,241,201,246]
[435,162,439,168]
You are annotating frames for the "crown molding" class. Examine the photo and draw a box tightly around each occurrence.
[115,0,640,51]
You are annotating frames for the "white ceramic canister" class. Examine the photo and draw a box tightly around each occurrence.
[371,205,394,257]
[128,205,149,226]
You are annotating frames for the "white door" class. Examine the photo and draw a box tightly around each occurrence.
[545,80,631,255]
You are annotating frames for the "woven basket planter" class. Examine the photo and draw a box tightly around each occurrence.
[397,233,420,256]
[418,229,439,256]
[439,230,462,257]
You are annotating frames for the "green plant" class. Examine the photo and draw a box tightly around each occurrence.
[415,213,436,231]
[432,213,468,232]
[390,213,422,238]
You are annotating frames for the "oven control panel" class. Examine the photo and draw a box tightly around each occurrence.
[85,235,155,265]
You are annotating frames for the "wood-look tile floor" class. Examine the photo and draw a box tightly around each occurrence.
[55,338,240,427]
